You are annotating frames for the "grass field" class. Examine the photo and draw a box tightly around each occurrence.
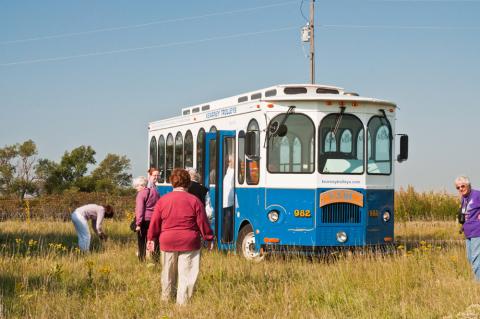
[1,220,480,319]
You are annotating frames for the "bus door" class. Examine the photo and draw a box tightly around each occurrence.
[204,131,236,250]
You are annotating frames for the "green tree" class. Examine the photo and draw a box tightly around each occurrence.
[36,146,96,194]
[11,140,38,199]
[35,159,64,194]
[60,146,96,185]
[0,145,18,196]
[91,153,132,193]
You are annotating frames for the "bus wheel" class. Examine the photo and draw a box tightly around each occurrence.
[237,224,264,261]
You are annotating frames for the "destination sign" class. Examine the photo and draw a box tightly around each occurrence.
[205,106,237,119]
[319,189,364,207]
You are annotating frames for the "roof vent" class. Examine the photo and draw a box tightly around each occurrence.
[284,87,307,95]
[238,96,248,103]
[251,92,262,100]
[316,88,339,94]
[265,89,277,97]
[344,92,359,96]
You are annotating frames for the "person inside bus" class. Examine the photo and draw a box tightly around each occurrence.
[455,175,480,281]
[186,168,213,219]
[146,168,214,305]
[147,167,160,189]
[71,204,114,252]
[133,176,160,262]
[222,156,235,242]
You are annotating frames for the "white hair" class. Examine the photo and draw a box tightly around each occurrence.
[455,175,471,186]
[186,167,200,182]
[133,176,148,188]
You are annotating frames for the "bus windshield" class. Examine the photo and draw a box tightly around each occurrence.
[267,113,315,173]
[367,115,392,175]
[318,113,364,174]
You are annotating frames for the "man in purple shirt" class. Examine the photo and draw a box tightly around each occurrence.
[456,175,480,281]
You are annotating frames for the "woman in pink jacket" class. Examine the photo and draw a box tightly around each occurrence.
[147,168,214,305]
[133,176,160,261]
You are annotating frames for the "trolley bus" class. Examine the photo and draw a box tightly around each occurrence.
[148,84,408,259]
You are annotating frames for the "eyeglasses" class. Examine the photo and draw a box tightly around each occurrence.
[456,185,467,190]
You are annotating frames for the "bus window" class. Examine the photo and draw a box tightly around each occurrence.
[197,128,205,184]
[209,139,217,186]
[210,126,217,133]
[166,133,174,182]
[158,135,165,183]
[318,113,364,174]
[246,119,260,184]
[149,136,157,169]
[175,132,184,168]
[340,129,352,153]
[267,114,314,173]
[238,131,245,184]
[292,137,301,172]
[184,130,193,169]
[367,116,392,175]
[324,132,336,152]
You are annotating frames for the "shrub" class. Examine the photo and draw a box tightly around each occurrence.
[0,192,135,221]
[395,185,459,221]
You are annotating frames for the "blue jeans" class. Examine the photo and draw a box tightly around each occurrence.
[71,211,91,252]
[466,237,480,281]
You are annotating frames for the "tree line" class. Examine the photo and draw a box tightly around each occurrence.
[0,140,133,199]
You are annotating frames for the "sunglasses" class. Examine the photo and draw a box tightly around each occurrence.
[456,185,467,190]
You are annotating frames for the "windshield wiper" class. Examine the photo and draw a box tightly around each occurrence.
[331,106,346,137]
[379,109,393,141]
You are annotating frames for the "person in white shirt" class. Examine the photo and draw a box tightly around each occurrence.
[222,157,235,242]
[71,204,114,251]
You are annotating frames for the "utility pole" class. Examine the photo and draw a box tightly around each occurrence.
[309,0,315,84]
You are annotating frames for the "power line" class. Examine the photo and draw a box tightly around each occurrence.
[299,0,309,22]
[321,24,480,30]
[369,0,480,2]
[0,26,298,66]
[2,22,478,66]
[0,1,297,45]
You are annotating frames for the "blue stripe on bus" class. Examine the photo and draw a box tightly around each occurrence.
[156,185,394,249]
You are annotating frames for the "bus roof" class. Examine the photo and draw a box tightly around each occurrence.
[149,84,396,128]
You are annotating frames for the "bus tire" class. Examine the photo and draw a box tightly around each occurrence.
[236,224,264,261]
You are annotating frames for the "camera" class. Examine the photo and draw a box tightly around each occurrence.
[458,207,465,224]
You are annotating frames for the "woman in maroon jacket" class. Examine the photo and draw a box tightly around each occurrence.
[147,168,214,305]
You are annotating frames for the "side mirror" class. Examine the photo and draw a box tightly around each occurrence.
[397,135,408,163]
[269,121,288,137]
[245,131,257,157]
[277,124,288,137]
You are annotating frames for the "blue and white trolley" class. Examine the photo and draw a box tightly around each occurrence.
[148,84,408,259]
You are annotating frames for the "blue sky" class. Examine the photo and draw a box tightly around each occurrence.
[1,0,479,193]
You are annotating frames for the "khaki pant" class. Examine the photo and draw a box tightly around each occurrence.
[161,249,200,305]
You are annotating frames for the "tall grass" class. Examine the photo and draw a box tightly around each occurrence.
[395,186,459,221]
[0,192,134,221]
[1,220,479,318]
[0,187,461,222]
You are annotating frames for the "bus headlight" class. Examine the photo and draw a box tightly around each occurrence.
[336,231,348,243]
[383,211,391,222]
[267,210,280,223]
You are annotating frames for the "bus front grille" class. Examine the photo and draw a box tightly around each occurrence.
[321,203,361,223]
